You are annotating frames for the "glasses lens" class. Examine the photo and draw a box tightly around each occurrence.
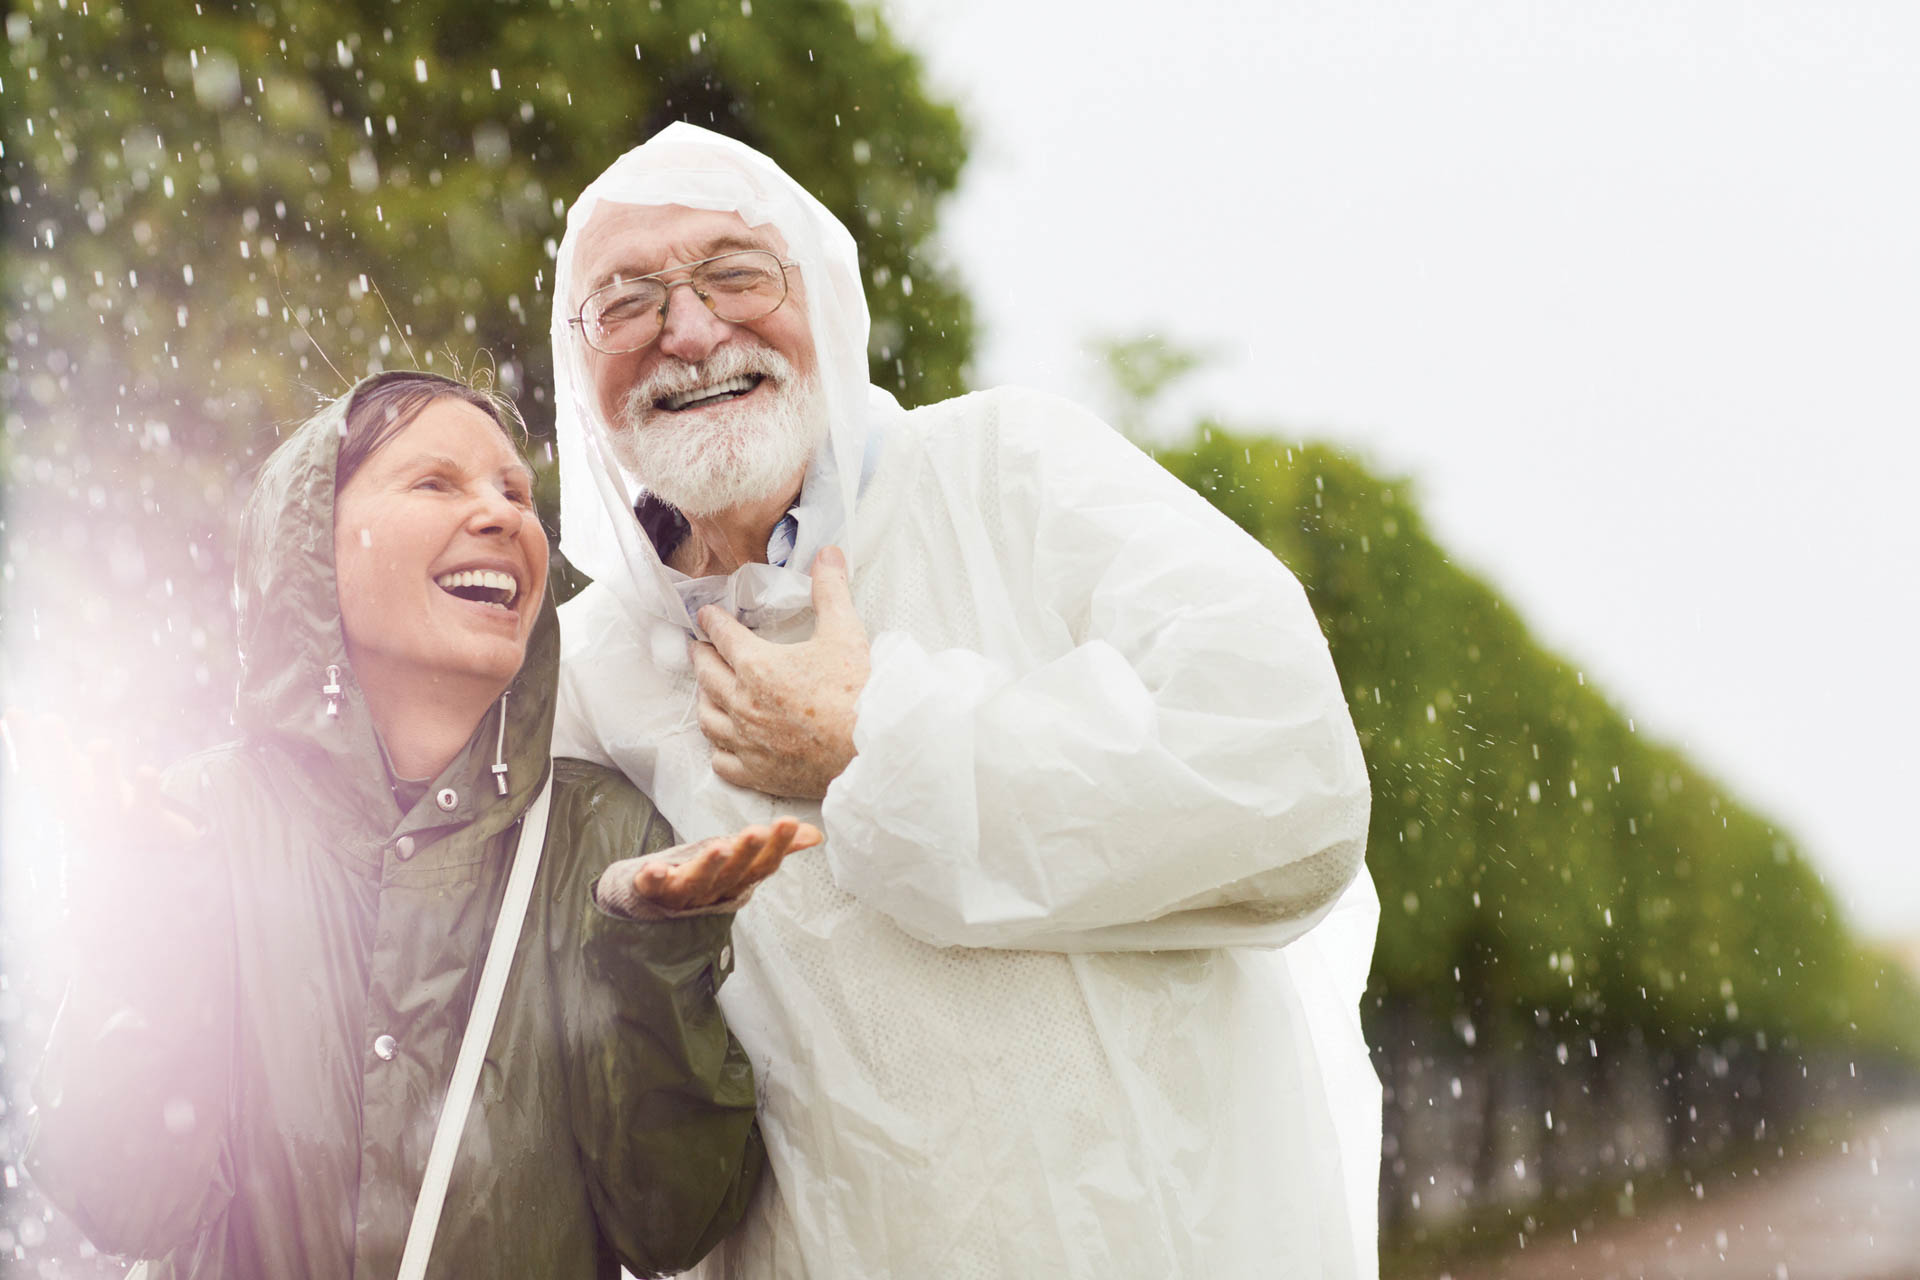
[695,251,787,323]
[585,281,666,353]
[578,251,790,353]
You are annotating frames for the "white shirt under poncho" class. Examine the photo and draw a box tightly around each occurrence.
[554,385,1382,1279]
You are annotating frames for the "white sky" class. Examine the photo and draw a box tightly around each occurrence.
[881,0,1920,936]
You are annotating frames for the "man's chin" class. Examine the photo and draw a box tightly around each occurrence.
[614,373,828,518]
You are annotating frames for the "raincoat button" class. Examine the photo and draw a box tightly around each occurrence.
[435,788,458,812]
[718,944,733,970]
[393,836,416,860]
[373,1034,398,1061]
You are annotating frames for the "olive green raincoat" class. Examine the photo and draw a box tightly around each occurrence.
[26,377,764,1278]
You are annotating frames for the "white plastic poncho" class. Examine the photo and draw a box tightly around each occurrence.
[551,123,1383,1280]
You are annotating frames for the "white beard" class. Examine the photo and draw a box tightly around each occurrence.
[611,344,828,519]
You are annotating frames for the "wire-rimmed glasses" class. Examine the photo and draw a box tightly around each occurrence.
[568,249,799,354]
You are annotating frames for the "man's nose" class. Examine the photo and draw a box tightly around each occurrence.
[654,282,732,362]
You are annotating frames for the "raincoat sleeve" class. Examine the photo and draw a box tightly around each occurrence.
[550,761,763,1276]
[822,388,1372,953]
[25,755,238,1257]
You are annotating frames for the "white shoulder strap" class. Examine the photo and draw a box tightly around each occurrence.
[395,767,556,1280]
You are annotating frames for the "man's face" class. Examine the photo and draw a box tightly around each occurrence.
[572,204,825,516]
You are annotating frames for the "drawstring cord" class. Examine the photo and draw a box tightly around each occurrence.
[324,666,511,796]
[491,691,511,796]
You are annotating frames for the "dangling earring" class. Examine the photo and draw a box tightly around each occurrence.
[323,665,343,718]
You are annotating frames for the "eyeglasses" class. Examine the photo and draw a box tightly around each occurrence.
[569,249,799,355]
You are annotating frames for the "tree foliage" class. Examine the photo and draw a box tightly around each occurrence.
[1154,424,1918,1062]
[2,0,974,754]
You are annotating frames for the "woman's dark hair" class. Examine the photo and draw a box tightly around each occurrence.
[335,372,524,489]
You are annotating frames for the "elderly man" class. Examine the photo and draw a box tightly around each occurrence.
[549,123,1382,1279]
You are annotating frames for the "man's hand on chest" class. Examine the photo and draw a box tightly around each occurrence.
[688,546,870,799]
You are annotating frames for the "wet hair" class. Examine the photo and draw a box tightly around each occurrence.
[335,371,524,490]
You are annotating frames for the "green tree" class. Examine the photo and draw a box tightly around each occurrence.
[2,0,974,757]
[1150,421,1914,1070]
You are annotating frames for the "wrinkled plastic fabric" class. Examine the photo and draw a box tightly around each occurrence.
[552,125,1382,1279]
[26,380,763,1279]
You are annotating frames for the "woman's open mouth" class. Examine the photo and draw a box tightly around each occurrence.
[434,569,520,611]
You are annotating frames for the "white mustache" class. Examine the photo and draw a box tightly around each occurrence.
[627,345,794,413]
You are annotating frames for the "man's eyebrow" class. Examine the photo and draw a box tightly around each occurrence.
[587,234,775,293]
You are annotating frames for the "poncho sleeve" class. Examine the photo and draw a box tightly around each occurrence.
[821,388,1373,952]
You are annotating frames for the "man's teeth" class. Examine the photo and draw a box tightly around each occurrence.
[663,374,759,411]
[434,569,518,607]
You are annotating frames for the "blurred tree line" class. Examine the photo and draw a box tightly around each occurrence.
[4,0,1915,1268]
[1151,418,1920,1239]
[1157,424,1917,1063]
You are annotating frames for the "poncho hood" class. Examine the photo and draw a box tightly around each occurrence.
[233,372,558,844]
[551,122,899,636]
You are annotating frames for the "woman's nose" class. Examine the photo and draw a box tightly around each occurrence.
[470,487,524,536]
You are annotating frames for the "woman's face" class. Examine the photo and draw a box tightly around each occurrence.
[333,397,549,696]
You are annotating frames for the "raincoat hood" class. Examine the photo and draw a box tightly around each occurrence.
[233,372,558,843]
[551,122,898,636]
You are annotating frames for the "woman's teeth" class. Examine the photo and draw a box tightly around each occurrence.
[435,569,518,607]
[662,374,760,411]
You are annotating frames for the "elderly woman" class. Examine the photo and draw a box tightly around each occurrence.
[23,370,810,1278]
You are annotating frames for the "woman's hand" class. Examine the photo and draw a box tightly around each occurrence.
[2,708,200,856]
[630,816,822,912]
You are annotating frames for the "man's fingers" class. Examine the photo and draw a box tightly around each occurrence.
[807,546,865,644]
[688,640,744,707]
[709,749,753,789]
[697,605,766,671]
[694,693,735,752]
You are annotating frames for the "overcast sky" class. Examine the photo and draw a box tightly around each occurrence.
[881,0,1920,936]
